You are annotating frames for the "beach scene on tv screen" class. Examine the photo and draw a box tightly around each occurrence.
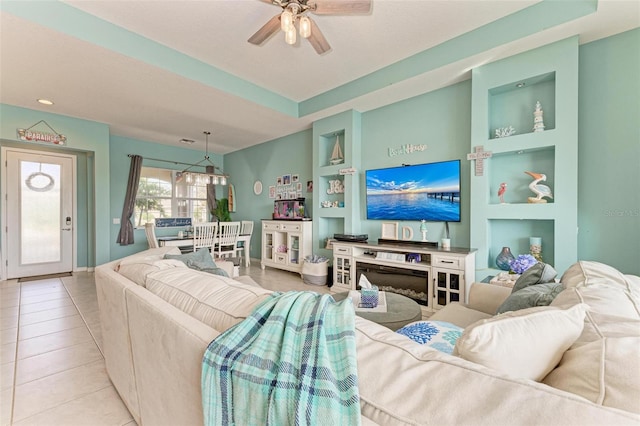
[366,161,460,221]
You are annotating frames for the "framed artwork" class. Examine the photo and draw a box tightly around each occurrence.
[277,176,282,186]
[282,174,291,185]
[292,174,299,183]
[296,190,303,198]
[381,222,399,240]
[306,180,313,192]
[269,185,276,199]
[276,193,282,200]
[296,182,302,191]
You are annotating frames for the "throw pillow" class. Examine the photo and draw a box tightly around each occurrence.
[199,266,230,278]
[496,282,564,314]
[164,248,218,271]
[396,321,463,354]
[511,262,557,293]
[453,303,588,381]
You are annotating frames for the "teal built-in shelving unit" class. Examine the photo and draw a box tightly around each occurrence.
[470,36,579,280]
[312,110,362,258]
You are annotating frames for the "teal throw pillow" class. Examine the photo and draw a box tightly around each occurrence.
[496,282,564,314]
[511,262,558,293]
[396,321,463,354]
[198,267,230,278]
[164,248,217,271]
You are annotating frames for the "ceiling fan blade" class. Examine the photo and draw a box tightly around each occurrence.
[248,14,281,45]
[310,0,371,15]
[307,17,330,54]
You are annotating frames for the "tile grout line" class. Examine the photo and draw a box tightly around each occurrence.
[61,278,104,358]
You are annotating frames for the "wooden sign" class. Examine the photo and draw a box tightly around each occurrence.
[466,145,492,176]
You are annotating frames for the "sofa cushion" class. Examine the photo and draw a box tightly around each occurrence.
[353,317,639,425]
[543,336,640,414]
[118,259,188,287]
[396,321,463,354]
[428,303,493,328]
[511,262,557,293]
[145,268,272,332]
[496,282,564,314]
[453,304,588,381]
[561,261,640,294]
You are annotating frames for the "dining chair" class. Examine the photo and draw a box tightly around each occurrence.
[216,221,241,259]
[144,222,159,249]
[193,222,218,253]
[235,220,254,264]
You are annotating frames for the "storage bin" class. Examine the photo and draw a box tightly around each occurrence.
[302,259,329,286]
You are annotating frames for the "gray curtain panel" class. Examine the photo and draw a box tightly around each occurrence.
[207,183,217,221]
[116,154,143,245]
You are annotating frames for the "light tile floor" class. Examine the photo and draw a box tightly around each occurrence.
[0,260,330,426]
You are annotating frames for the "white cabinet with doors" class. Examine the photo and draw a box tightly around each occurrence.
[261,220,312,275]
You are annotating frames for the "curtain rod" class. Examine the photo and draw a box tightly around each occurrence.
[127,154,203,169]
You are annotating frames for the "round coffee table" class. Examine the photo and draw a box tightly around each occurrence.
[333,291,422,331]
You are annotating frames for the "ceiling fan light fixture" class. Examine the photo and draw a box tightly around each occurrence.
[281,10,293,31]
[285,24,297,45]
[299,16,311,38]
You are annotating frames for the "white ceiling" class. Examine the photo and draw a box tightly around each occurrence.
[1,0,638,154]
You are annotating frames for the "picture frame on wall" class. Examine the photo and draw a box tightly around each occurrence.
[283,174,291,185]
[269,186,276,199]
[296,182,302,191]
[292,174,299,183]
[306,180,313,192]
[277,176,282,186]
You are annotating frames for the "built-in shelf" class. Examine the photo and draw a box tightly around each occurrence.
[470,37,579,275]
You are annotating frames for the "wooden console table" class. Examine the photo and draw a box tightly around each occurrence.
[331,241,476,313]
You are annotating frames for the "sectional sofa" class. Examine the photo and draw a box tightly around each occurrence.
[95,247,640,425]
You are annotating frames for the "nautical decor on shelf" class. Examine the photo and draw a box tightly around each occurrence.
[498,182,508,204]
[329,135,344,165]
[525,171,553,203]
[419,220,428,242]
[496,246,516,271]
[495,126,516,138]
[533,101,545,132]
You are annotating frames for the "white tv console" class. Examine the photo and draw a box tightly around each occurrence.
[331,240,476,312]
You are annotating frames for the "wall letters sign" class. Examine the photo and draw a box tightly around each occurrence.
[17,120,66,145]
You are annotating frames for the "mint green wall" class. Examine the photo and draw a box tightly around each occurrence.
[360,82,472,247]
[577,29,640,274]
[222,130,313,260]
[109,135,225,260]
[225,30,639,275]
[0,104,110,267]
[2,30,637,274]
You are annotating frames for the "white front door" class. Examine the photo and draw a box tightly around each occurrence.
[4,149,75,279]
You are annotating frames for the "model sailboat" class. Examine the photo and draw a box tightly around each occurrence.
[329,135,344,165]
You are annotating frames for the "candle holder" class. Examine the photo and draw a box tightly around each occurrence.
[529,237,542,262]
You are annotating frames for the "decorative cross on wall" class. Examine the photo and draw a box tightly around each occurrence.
[466,145,493,176]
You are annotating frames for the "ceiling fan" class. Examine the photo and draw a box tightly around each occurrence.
[248,0,372,54]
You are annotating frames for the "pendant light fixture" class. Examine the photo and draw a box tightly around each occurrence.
[176,131,228,186]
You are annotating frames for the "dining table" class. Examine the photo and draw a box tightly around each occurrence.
[157,234,252,267]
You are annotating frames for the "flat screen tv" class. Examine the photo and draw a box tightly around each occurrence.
[366,159,461,222]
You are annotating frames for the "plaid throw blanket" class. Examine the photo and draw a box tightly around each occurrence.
[202,291,360,426]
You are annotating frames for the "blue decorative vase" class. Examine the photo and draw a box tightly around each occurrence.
[496,246,515,271]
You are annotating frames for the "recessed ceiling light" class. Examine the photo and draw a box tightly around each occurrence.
[37,99,54,105]
[179,138,196,145]
[516,82,525,88]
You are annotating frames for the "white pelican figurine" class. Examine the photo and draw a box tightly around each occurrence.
[525,171,553,203]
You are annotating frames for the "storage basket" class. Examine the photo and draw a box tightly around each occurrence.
[302,259,329,286]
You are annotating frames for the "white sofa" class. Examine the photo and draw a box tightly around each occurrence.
[96,247,640,425]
